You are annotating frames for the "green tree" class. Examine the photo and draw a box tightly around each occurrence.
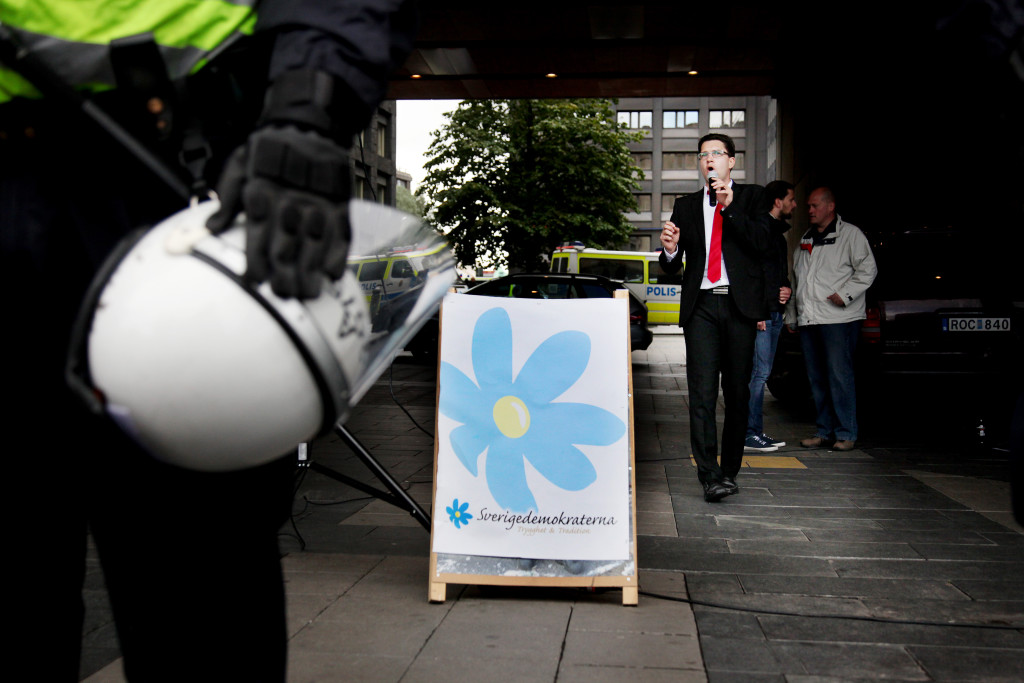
[418,99,643,271]
[396,183,428,219]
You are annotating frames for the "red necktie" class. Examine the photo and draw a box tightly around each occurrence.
[707,205,723,283]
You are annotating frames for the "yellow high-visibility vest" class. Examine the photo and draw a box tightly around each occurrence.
[0,0,258,103]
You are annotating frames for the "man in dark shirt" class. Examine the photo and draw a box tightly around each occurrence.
[744,180,794,452]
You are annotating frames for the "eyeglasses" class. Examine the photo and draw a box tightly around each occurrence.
[697,150,730,160]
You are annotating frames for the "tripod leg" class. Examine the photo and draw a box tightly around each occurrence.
[306,461,410,510]
[330,423,432,531]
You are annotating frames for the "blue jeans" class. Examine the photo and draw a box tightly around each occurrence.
[747,311,784,437]
[799,321,862,441]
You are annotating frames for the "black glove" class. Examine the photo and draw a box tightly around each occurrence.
[206,124,351,299]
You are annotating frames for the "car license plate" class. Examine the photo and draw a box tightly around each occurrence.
[942,317,1011,332]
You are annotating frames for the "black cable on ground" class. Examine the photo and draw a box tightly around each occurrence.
[280,515,306,551]
[280,462,312,550]
[389,361,434,439]
[302,493,377,506]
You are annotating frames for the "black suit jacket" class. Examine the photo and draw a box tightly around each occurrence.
[764,215,793,314]
[659,183,771,325]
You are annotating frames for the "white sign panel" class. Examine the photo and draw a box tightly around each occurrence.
[432,295,630,561]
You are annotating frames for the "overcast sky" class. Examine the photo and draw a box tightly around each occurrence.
[396,99,460,191]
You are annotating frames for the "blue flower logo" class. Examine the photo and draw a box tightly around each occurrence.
[447,498,472,529]
[440,307,626,513]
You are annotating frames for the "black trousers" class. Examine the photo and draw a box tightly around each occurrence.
[682,290,758,485]
[3,122,293,682]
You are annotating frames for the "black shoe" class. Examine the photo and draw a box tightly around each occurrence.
[721,477,739,494]
[703,480,730,502]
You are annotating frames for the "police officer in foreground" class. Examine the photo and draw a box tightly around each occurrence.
[0,2,416,680]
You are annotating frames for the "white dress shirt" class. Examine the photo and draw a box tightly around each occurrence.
[664,181,733,289]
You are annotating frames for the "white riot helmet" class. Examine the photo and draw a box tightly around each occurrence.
[68,199,455,472]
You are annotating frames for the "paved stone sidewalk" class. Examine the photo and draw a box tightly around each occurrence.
[81,331,1024,682]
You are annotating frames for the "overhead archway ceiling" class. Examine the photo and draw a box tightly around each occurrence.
[388,2,789,100]
[388,2,1022,103]
[388,1,1023,241]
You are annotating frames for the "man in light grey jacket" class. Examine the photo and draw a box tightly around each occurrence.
[785,187,877,450]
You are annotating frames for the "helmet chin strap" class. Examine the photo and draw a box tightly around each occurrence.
[189,248,345,437]
[186,210,349,436]
[66,226,150,415]
[71,198,456,472]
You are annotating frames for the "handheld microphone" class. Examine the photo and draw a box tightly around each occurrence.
[707,170,718,207]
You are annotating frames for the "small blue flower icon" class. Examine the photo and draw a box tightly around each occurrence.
[447,498,472,529]
[440,307,626,512]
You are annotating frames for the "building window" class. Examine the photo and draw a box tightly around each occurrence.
[663,152,698,170]
[618,110,653,130]
[663,110,698,128]
[634,194,652,212]
[709,109,745,128]
[661,194,682,212]
[357,177,373,200]
[630,152,652,171]
[733,152,745,169]
[377,172,391,204]
[377,120,388,156]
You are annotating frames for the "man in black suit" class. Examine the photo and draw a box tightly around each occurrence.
[659,133,771,501]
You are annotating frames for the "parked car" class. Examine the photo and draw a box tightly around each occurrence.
[404,272,654,360]
[767,227,1024,436]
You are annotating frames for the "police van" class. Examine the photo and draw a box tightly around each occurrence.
[550,243,682,324]
[349,244,451,327]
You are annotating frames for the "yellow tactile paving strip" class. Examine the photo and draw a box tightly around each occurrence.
[690,455,807,469]
[742,455,807,468]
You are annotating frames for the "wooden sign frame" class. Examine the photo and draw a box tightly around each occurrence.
[427,290,638,606]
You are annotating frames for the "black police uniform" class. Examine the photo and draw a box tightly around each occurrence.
[1,2,416,680]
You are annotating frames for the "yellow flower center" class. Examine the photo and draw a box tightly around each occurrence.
[493,395,530,439]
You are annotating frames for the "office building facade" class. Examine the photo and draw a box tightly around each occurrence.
[614,96,776,251]
[354,100,399,207]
